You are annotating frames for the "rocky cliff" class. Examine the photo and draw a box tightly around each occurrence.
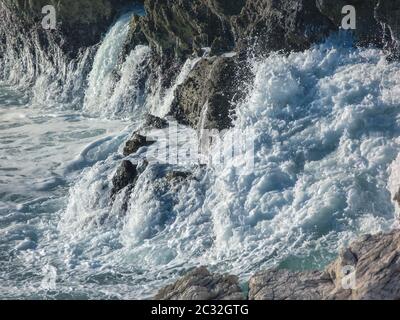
[125,0,400,131]
[1,0,137,57]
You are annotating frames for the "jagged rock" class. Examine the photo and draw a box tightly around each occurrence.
[123,133,155,156]
[316,0,383,47]
[249,230,400,300]
[249,269,333,300]
[111,160,139,198]
[137,0,234,58]
[165,171,192,183]
[206,0,246,16]
[154,267,245,300]
[232,0,336,55]
[169,55,247,131]
[325,231,400,300]
[144,114,169,130]
[1,0,134,57]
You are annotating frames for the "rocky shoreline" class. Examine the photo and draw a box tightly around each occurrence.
[155,229,400,300]
[3,0,400,299]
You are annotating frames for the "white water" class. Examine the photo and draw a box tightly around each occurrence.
[1,13,400,300]
[83,12,151,119]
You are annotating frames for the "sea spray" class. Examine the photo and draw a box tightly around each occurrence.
[57,36,400,298]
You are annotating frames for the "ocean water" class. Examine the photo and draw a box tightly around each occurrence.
[1,11,400,299]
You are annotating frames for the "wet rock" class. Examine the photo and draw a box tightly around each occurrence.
[316,0,383,47]
[2,0,135,58]
[123,133,155,156]
[375,0,400,58]
[249,269,333,300]
[249,230,400,300]
[165,171,192,183]
[169,55,248,131]
[154,267,245,300]
[144,114,169,130]
[137,0,234,58]
[111,160,138,198]
[325,231,400,300]
[232,0,336,55]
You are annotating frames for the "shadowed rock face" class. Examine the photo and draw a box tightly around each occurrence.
[154,266,245,300]
[130,0,335,59]
[156,231,400,300]
[232,0,336,55]
[317,0,383,46]
[375,0,400,57]
[123,133,155,157]
[111,160,139,198]
[1,0,136,57]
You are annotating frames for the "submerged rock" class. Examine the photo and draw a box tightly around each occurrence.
[154,267,245,300]
[123,133,155,156]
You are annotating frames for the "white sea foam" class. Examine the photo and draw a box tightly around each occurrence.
[83,13,151,118]
[1,7,400,298]
[54,36,400,298]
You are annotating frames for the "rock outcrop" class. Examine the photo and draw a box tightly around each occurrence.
[232,0,336,55]
[155,266,245,300]
[169,55,247,131]
[123,133,155,157]
[1,0,135,57]
[111,160,139,199]
[249,269,332,300]
[156,230,400,300]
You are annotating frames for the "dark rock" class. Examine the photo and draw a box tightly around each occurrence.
[316,0,383,47]
[111,160,139,198]
[144,114,169,129]
[232,0,336,55]
[375,0,400,58]
[206,0,246,16]
[165,171,192,183]
[394,189,400,207]
[169,55,248,131]
[154,267,245,300]
[123,133,155,156]
[137,0,234,58]
[1,0,135,58]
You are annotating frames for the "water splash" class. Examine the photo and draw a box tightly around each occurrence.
[56,36,400,298]
[83,13,151,118]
